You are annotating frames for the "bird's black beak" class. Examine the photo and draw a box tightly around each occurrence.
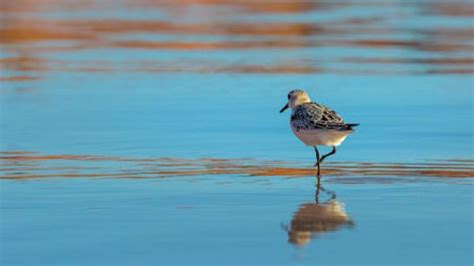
[279,103,289,113]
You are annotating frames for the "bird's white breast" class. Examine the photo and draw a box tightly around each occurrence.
[291,126,351,147]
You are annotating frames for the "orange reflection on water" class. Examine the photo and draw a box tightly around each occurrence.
[343,57,474,66]
[1,152,473,180]
[0,76,40,82]
[429,2,474,17]
[1,0,473,75]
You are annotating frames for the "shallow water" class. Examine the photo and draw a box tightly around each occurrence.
[1,1,473,265]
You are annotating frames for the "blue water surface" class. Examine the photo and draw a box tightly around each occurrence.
[1,1,473,265]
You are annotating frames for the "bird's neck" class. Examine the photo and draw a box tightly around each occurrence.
[290,97,311,109]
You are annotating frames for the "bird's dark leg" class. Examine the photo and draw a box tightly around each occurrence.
[314,146,321,176]
[320,146,336,163]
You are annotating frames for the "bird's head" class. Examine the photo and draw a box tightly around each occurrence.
[279,89,311,113]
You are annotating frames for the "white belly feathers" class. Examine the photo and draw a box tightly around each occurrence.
[291,127,351,147]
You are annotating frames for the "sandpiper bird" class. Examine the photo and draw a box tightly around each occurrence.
[280,89,359,176]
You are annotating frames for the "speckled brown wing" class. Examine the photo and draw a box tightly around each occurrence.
[291,102,354,131]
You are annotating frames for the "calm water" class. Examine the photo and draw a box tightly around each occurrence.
[1,1,473,265]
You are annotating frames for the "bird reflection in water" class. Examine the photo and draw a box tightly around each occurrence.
[282,178,355,246]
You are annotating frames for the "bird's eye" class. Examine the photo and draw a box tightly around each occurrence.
[287,95,291,99]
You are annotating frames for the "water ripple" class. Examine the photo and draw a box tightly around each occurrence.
[1,0,473,78]
[1,151,472,180]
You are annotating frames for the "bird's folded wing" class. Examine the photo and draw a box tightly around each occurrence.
[291,103,348,131]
